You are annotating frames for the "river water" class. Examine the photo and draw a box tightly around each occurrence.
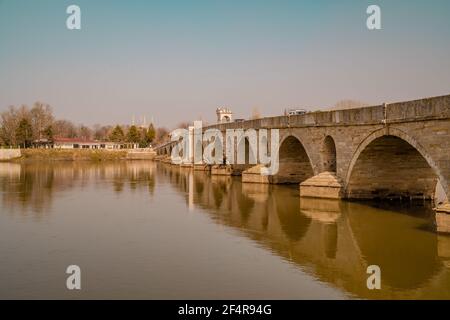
[0,161,449,299]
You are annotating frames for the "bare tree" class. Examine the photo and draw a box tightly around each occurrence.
[93,124,112,141]
[0,105,31,146]
[0,106,20,146]
[0,101,179,149]
[30,102,54,141]
[176,122,190,129]
[155,127,169,143]
[77,125,92,140]
[251,107,261,120]
[53,120,77,138]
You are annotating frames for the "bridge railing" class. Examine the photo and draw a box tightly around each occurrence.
[386,95,450,122]
[289,105,385,127]
[202,94,449,132]
[203,105,386,131]
[154,94,450,151]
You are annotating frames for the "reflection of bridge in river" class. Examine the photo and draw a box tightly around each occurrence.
[2,161,450,298]
[161,163,450,299]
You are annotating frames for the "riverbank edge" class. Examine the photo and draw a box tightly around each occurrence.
[0,149,148,162]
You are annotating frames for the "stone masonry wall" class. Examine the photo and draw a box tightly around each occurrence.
[156,94,450,202]
[0,149,21,160]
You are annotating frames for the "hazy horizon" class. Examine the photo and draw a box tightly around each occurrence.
[1,0,450,128]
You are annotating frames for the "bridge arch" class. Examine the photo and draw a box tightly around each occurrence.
[271,134,314,184]
[238,135,257,165]
[321,135,337,173]
[345,127,448,201]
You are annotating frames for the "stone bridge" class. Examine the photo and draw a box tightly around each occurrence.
[155,95,450,231]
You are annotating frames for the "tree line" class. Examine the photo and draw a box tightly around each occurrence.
[0,102,170,148]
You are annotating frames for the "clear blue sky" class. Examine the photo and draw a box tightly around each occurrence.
[1,0,449,127]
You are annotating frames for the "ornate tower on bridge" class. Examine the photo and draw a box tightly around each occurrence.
[216,107,233,123]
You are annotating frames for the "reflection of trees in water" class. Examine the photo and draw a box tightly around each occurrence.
[113,179,125,193]
[167,168,191,197]
[104,162,157,195]
[0,163,55,217]
[128,166,156,195]
[0,162,157,217]
[148,176,156,195]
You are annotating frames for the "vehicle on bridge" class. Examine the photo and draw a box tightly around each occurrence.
[286,108,307,116]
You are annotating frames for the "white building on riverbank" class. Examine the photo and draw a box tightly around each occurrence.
[36,138,139,150]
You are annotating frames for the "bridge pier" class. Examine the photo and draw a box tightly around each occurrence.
[242,166,345,200]
[299,172,344,199]
[161,156,172,164]
[230,164,252,176]
[242,165,270,184]
[194,164,210,171]
[211,164,248,176]
[211,164,233,176]
[435,204,450,233]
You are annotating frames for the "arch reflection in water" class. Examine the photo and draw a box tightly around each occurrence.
[0,162,157,217]
[165,164,450,299]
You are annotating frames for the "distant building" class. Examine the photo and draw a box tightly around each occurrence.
[33,138,139,150]
[216,107,233,123]
[53,138,99,149]
[32,139,53,149]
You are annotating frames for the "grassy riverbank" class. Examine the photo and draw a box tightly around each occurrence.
[18,149,128,161]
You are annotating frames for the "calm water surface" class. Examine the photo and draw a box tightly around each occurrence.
[1,161,450,299]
